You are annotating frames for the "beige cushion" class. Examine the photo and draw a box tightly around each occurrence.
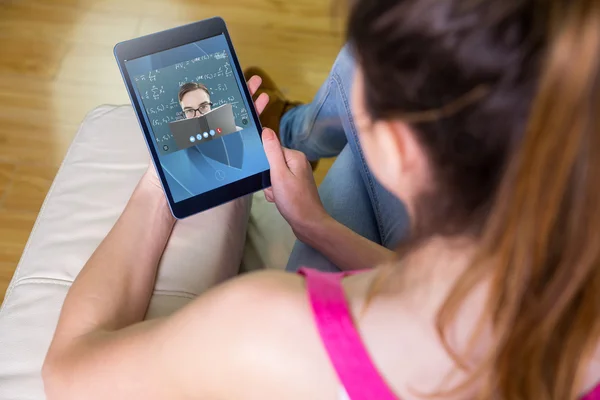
[0,105,295,399]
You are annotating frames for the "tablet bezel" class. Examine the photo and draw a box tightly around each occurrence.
[114,17,270,219]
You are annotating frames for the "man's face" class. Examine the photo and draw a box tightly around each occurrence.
[181,89,212,119]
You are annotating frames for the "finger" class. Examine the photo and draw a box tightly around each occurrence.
[263,188,274,203]
[279,149,312,179]
[262,128,288,178]
[247,75,262,97]
[255,93,269,116]
[281,148,301,168]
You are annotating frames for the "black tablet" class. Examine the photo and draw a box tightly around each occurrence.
[114,17,270,219]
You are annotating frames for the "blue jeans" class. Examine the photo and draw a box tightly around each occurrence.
[281,46,410,272]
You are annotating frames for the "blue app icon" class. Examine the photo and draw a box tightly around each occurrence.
[203,132,209,138]
[209,129,215,136]
[196,134,202,140]
[189,136,195,143]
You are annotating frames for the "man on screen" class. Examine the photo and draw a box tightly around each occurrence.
[178,82,214,119]
[178,82,242,132]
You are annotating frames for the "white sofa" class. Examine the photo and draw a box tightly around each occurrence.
[0,105,296,399]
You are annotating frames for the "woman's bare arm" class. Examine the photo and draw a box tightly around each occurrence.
[43,267,337,400]
[296,215,395,270]
[49,175,175,338]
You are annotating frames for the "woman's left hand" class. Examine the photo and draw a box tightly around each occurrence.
[140,76,270,191]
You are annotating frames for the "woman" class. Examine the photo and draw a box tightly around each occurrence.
[43,0,600,398]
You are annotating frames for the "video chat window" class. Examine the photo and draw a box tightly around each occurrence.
[124,34,269,203]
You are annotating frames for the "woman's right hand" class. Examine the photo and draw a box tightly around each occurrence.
[262,128,330,239]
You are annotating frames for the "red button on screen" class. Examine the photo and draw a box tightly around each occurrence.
[216,128,222,134]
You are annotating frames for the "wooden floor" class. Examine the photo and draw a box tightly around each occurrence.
[0,0,342,303]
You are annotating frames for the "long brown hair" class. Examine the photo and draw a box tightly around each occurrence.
[348,0,600,398]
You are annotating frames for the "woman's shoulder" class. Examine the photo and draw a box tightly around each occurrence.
[168,269,341,399]
[215,269,313,317]
[183,270,310,327]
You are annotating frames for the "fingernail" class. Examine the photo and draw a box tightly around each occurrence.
[263,129,275,141]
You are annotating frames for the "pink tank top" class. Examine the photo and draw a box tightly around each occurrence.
[298,268,600,400]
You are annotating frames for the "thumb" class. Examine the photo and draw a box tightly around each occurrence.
[263,187,275,203]
[262,128,288,177]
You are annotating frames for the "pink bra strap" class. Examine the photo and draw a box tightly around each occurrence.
[297,269,600,400]
[299,268,398,400]
[583,384,600,399]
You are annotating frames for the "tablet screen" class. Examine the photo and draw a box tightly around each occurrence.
[124,34,269,203]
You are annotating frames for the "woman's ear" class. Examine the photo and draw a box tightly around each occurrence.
[365,119,427,204]
[351,68,429,207]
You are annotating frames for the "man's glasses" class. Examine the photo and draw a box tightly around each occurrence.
[184,102,213,118]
